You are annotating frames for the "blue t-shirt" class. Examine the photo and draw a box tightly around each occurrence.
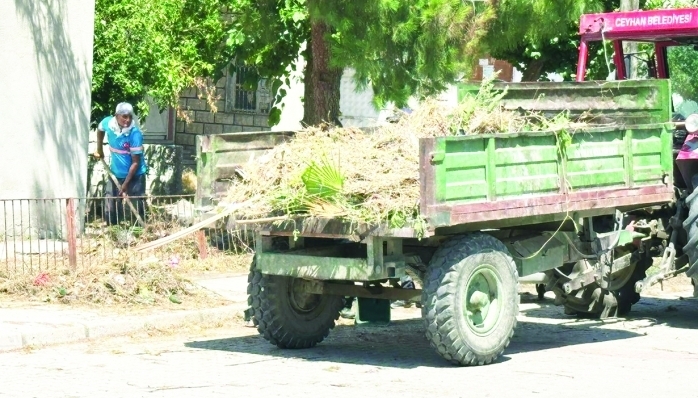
[98,116,147,178]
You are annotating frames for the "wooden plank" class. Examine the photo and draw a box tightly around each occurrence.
[197,131,295,205]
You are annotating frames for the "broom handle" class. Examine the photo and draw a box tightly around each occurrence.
[98,157,147,227]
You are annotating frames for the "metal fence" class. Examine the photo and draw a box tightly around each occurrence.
[0,195,248,275]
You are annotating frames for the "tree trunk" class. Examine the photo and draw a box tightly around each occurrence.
[621,0,640,79]
[521,59,547,82]
[302,19,343,127]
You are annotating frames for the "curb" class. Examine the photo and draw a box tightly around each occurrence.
[0,305,243,352]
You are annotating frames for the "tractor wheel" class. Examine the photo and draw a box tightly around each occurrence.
[683,183,698,294]
[615,257,651,315]
[560,257,650,318]
[422,233,519,366]
[247,261,344,349]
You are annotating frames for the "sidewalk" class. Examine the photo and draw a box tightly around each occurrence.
[0,274,249,352]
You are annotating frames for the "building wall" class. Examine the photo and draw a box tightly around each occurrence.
[0,0,95,200]
[175,69,272,168]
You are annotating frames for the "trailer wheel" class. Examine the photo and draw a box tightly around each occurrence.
[247,261,343,349]
[422,233,519,366]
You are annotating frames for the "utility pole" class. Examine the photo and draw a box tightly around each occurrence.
[621,0,640,79]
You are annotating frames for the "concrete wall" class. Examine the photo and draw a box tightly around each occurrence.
[0,1,95,238]
[0,0,95,200]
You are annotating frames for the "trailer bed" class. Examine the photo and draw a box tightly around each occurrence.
[202,79,675,239]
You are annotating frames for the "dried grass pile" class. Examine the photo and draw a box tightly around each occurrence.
[227,123,423,228]
[0,258,194,305]
[226,79,587,229]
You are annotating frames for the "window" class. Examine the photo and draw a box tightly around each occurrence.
[226,66,270,114]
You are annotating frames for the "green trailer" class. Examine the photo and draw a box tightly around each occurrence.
[203,79,683,366]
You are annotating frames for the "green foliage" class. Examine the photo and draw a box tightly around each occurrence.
[91,0,233,125]
[485,0,598,54]
[646,0,698,101]
[226,0,498,122]
[271,157,347,217]
[646,0,697,6]
[449,77,582,137]
[224,0,308,125]
[313,0,496,108]
[665,46,698,101]
[450,76,508,134]
[486,0,629,81]
[301,158,345,199]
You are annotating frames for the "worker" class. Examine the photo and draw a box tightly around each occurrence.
[94,102,148,225]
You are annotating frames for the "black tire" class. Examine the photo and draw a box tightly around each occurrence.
[422,233,519,366]
[615,257,650,316]
[247,261,344,349]
[683,185,698,274]
[535,284,546,300]
[563,256,650,318]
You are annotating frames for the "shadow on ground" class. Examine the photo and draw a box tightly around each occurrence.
[185,309,643,369]
[520,291,698,331]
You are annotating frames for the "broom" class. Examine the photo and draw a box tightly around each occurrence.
[95,157,147,228]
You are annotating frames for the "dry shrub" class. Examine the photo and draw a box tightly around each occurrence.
[182,169,198,195]
[0,251,252,306]
[0,257,192,306]
[0,209,253,306]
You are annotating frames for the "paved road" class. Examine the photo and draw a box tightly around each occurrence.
[3,284,698,398]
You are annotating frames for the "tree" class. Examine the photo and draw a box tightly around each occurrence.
[230,0,647,126]
[485,0,626,81]
[646,0,698,101]
[91,0,233,125]
[228,0,497,127]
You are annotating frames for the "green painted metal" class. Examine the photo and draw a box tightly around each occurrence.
[519,241,565,277]
[464,264,503,336]
[457,79,672,126]
[196,131,294,207]
[432,124,672,206]
[258,252,379,280]
[355,298,391,326]
[595,229,635,248]
[504,233,568,277]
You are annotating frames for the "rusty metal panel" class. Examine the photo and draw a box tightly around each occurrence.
[257,217,423,240]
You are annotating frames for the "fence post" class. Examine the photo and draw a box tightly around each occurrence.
[196,230,208,260]
[65,198,78,269]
